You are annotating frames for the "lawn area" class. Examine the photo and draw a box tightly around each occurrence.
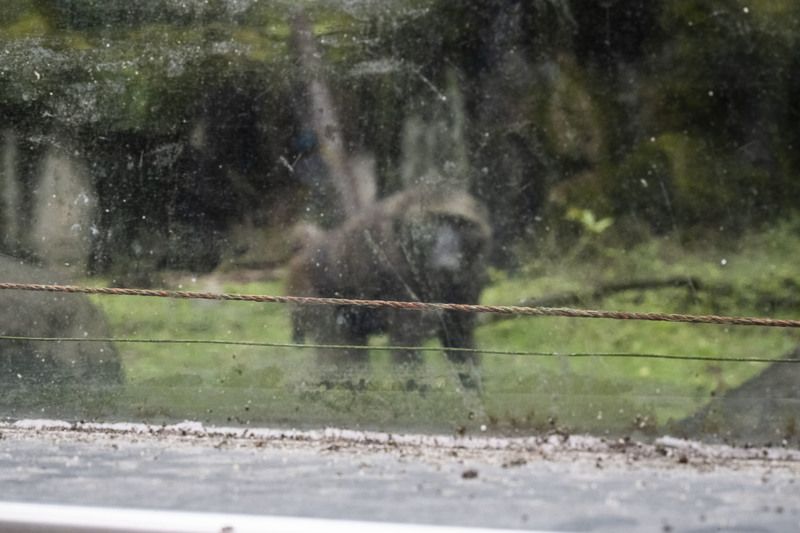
[78,221,800,438]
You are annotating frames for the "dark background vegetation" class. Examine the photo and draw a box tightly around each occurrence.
[3,0,800,277]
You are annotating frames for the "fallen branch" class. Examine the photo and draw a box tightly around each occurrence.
[517,276,701,310]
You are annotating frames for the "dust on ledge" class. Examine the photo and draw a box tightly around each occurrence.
[2,419,799,473]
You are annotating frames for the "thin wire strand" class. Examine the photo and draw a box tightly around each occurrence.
[1,335,795,364]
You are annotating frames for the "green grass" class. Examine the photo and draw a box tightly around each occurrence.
[68,220,800,437]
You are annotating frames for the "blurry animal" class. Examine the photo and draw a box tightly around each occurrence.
[286,186,491,387]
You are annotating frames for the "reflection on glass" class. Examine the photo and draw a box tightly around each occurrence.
[0,0,797,448]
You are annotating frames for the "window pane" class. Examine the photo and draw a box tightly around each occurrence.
[0,0,798,450]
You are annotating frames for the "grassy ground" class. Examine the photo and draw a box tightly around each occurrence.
[75,220,800,438]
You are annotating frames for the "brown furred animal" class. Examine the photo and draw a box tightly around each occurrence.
[286,186,491,387]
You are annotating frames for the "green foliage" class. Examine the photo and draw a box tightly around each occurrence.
[3,0,800,252]
[565,207,613,235]
[0,1,292,134]
[610,132,776,233]
[617,0,800,229]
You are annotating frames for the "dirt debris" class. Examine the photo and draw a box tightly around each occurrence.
[1,419,799,474]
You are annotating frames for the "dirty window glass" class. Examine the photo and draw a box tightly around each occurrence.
[1,0,798,449]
